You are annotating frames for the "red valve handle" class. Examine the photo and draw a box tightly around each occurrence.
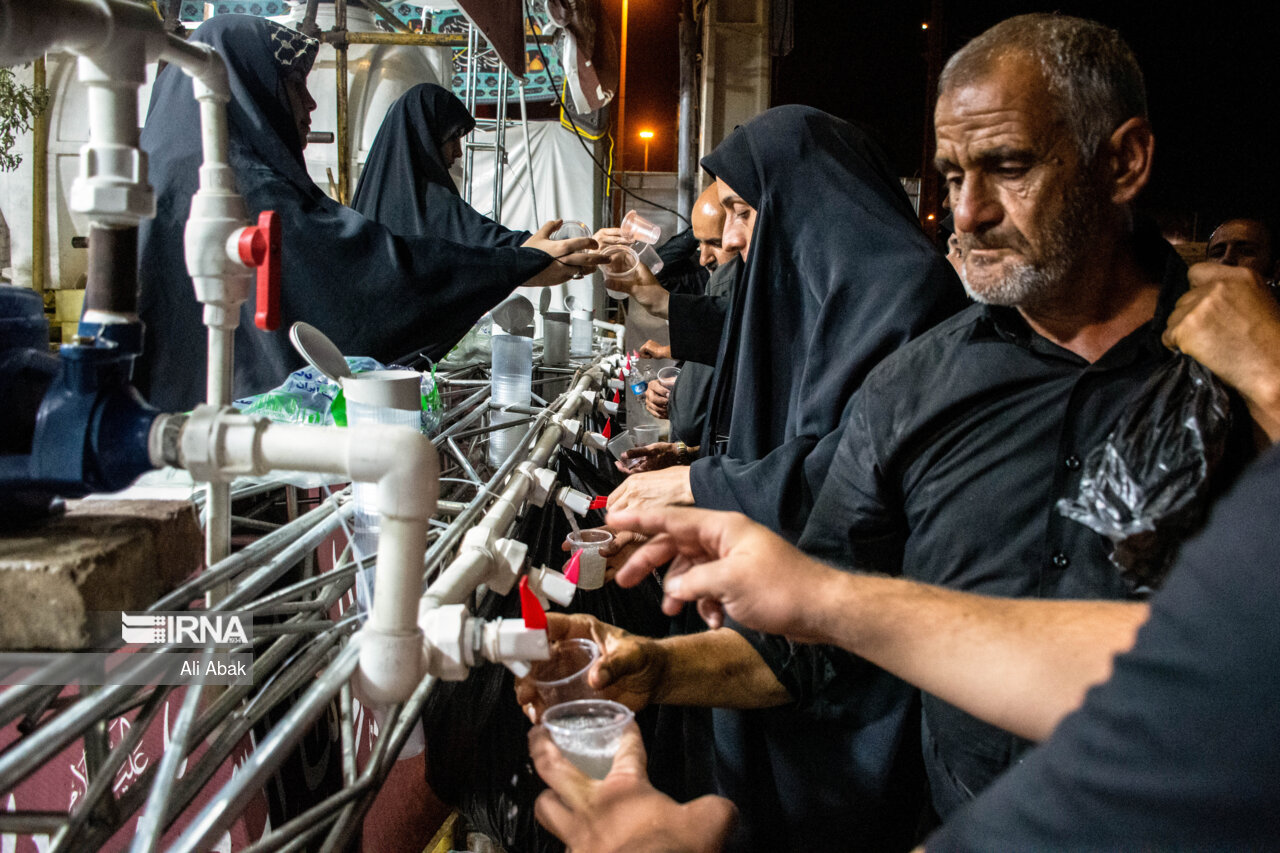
[237,210,282,331]
[563,551,582,586]
[520,577,547,629]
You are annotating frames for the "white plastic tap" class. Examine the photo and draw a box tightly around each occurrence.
[419,579,552,680]
[525,564,576,608]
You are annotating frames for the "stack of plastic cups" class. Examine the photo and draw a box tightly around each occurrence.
[490,333,534,467]
[343,371,423,607]
[543,311,570,365]
[570,309,594,358]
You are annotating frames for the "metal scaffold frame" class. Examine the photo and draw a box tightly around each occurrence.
[0,350,622,851]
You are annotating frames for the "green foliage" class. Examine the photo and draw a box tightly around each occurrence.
[0,67,50,172]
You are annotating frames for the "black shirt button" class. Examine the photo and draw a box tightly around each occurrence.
[1064,454,1082,471]
[1052,552,1070,569]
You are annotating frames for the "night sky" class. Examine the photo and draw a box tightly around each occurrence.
[616,0,1280,240]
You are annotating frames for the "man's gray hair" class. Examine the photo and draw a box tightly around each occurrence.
[938,14,1147,163]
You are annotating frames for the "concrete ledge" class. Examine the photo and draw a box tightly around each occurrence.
[0,500,202,649]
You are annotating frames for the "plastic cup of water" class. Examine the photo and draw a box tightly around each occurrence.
[552,220,592,241]
[565,528,613,590]
[631,424,660,445]
[620,210,661,245]
[657,366,680,389]
[531,638,601,707]
[542,699,634,779]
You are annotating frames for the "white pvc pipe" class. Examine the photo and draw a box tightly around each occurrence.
[420,367,603,609]
[184,412,438,703]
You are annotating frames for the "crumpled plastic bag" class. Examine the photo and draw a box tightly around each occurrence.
[1057,354,1232,591]
[234,356,442,433]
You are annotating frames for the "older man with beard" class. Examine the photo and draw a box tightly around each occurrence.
[520,14,1258,848]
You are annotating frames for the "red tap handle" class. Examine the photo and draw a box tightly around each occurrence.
[237,210,282,331]
[563,551,582,585]
[520,577,547,629]
[589,495,609,510]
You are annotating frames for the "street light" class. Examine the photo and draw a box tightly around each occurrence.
[639,129,654,171]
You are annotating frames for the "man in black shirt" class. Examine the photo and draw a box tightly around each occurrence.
[522,12,1261,835]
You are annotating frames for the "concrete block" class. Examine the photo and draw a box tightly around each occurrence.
[0,499,202,649]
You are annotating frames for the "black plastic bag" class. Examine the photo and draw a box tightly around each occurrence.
[1057,354,1231,591]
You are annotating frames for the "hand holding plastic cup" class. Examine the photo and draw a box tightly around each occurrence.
[620,210,661,245]
[565,528,614,590]
[600,245,641,280]
[531,638,602,707]
[541,699,635,779]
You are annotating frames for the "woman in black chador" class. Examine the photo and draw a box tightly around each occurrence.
[136,17,594,411]
[351,82,531,248]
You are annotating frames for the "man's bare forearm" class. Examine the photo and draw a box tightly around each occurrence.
[654,628,791,709]
[803,568,1149,741]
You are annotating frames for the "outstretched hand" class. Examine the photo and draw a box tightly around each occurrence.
[607,506,841,641]
[522,219,607,286]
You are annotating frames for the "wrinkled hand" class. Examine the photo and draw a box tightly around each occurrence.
[644,379,671,419]
[639,340,673,360]
[607,506,839,641]
[530,723,736,853]
[606,466,694,512]
[514,613,668,720]
[617,441,682,474]
[1164,262,1280,441]
[522,219,607,286]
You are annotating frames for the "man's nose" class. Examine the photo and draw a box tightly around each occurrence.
[1219,246,1239,266]
[951,176,1001,235]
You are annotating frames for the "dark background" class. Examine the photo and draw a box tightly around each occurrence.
[607,0,1279,239]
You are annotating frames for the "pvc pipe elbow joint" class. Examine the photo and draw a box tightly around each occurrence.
[355,625,425,706]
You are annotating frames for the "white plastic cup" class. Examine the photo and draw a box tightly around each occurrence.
[542,699,635,779]
[620,210,661,245]
[566,528,613,590]
[631,424,660,446]
[532,638,601,706]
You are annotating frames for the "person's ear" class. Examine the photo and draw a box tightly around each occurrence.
[1103,117,1154,206]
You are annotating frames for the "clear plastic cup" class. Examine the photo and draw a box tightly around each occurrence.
[607,430,636,461]
[565,528,613,590]
[633,242,665,275]
[657,366,680,388]
[531,638,601,706]
[600,245,640,280]
[543,311,570,365]
[620,210,661,245]
[570,309,594,358]
[552,220,592,241]
[631,424,660,445]
[542,699,634,779]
